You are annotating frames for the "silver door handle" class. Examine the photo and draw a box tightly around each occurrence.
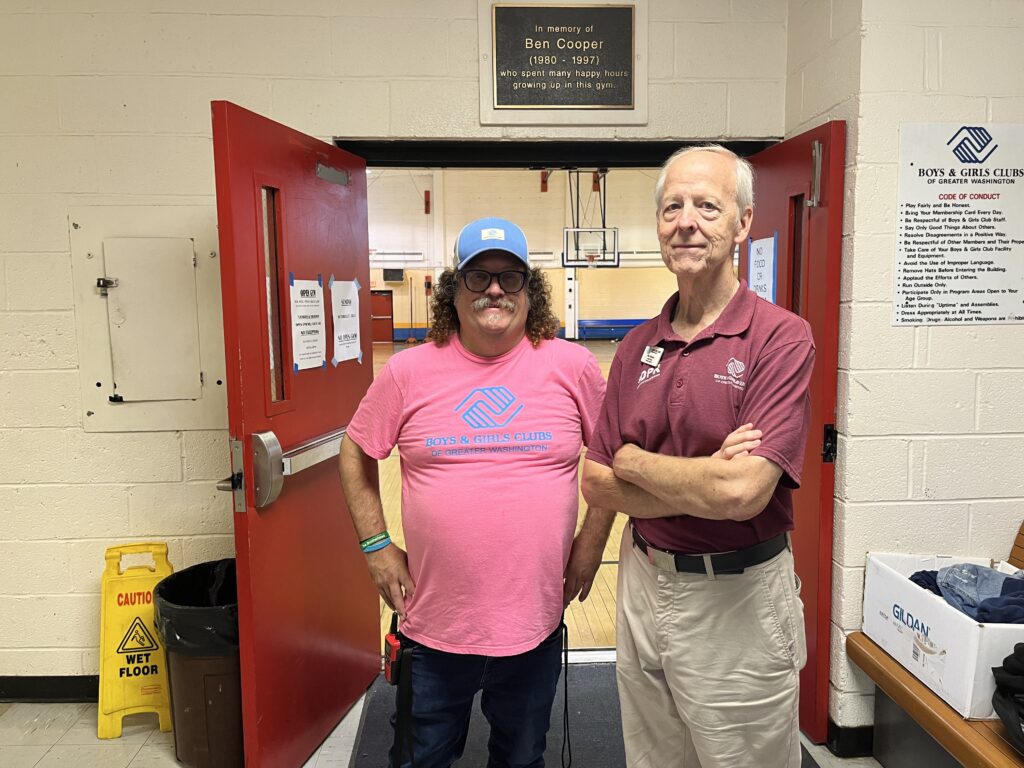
[217,428,345,510]
[282,427,347,476]
[251,431,284,508]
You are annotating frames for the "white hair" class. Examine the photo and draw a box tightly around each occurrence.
[653,144,754,213]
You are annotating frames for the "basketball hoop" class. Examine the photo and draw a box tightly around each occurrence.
[585,251,598,268]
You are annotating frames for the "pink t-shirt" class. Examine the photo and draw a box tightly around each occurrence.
[347,335,606,656]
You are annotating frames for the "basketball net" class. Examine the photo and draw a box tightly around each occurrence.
[585,251,598,268]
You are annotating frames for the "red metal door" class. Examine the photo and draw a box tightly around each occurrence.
[743,122,845,744]
[212,101,379,767]
[370,290,394,342]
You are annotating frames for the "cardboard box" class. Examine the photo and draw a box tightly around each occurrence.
[862,552,1024,720]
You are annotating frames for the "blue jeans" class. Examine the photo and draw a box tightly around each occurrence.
[390,625,564,768]
[938,563,1024,618]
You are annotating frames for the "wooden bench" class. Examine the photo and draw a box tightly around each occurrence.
[847,523,1024,768]
[576,319,643,341]
[847,632,1023,767]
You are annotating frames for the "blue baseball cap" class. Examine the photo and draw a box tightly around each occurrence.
[454,217,529,269]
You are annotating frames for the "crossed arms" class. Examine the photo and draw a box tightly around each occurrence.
[581,424,783,522]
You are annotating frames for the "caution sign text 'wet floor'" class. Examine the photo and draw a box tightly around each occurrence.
[98,543,173,739]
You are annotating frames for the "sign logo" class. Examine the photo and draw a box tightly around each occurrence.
[117,616,159,654]
[455,386,523,428]
[480,228,506,241]
[947,126,998,164]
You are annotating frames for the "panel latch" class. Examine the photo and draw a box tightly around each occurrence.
[822,423,838,463]
[96,276,119,297]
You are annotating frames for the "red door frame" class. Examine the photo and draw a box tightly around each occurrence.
[741,121,845,743]
[213,101,379,767]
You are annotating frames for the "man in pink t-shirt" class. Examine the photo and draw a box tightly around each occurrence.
[583,147,815,768]
[340,217,610,768]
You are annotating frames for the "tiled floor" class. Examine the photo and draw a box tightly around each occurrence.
[802,739,882,768]
[0,697,880,768]
[0,698,364,768]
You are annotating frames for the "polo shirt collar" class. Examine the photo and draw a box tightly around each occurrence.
[654,279,756,344]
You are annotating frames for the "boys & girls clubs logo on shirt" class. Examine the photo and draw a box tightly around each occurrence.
[714,357,747,391]
[456,386,523,429]
[423,387,553,458]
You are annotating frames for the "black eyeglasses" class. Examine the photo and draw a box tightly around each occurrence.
[460,269,528,293]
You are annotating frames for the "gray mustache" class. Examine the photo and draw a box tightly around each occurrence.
[471,297,516,312]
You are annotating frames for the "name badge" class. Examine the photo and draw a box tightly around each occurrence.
[641,345,663,367]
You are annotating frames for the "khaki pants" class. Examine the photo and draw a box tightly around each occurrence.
[615,526,806,768]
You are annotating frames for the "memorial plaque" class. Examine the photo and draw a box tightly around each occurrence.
[492,4,634,109]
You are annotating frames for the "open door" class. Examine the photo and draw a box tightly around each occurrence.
[742,122,845,744]
[212,101,379,767]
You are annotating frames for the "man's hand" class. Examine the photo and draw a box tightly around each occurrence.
[563,528,606,607]
[366,545,416,617]
[712,423,762,460]
[611,442,642,480]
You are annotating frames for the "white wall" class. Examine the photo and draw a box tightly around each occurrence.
[815,0,1024,728]
[0,1,788,678]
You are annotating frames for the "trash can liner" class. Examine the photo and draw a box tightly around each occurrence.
[154,559,239,657]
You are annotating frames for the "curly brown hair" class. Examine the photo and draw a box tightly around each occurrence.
[427,266,561,347]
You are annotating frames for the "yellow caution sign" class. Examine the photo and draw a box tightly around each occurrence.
[98,543,173,739]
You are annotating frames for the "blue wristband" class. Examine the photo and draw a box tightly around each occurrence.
[362,536,392,553]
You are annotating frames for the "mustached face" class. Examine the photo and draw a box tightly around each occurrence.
[454,251,530,355]
[471,296,517,312]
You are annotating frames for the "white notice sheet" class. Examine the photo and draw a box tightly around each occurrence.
[894,123,1024,325]
[748,234,777,304]
[330,276,362,365]
[289,276,326,370]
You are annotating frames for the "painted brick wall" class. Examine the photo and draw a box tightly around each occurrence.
[801,0,1024,729]
[0,1,787,676]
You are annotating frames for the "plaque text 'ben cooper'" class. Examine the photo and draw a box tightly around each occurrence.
[493,5,634,109]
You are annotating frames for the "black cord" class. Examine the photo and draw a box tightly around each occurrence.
[561,621,572,768]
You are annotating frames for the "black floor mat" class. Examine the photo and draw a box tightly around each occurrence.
[349,663,819,767]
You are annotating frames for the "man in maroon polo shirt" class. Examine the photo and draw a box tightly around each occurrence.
[581,145,815,768]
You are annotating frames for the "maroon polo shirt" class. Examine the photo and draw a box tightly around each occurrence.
[589,281,815,553]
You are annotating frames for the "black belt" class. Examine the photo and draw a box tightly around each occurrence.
[631,526,787,576]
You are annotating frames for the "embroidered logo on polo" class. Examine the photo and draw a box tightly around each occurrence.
[455,386,523,428]
[637,365,661,389]
[714,357,747,390]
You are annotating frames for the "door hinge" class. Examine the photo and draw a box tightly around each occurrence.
[805,139,823,208]
[96,276,119,297]
[822,423,837,463]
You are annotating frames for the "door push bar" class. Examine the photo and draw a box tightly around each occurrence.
[216,427,347,510]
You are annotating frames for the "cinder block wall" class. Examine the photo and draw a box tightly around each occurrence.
[0,2,787,677]
[795,0,1024,729]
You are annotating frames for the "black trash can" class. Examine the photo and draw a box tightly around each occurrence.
[154,558,243,768]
